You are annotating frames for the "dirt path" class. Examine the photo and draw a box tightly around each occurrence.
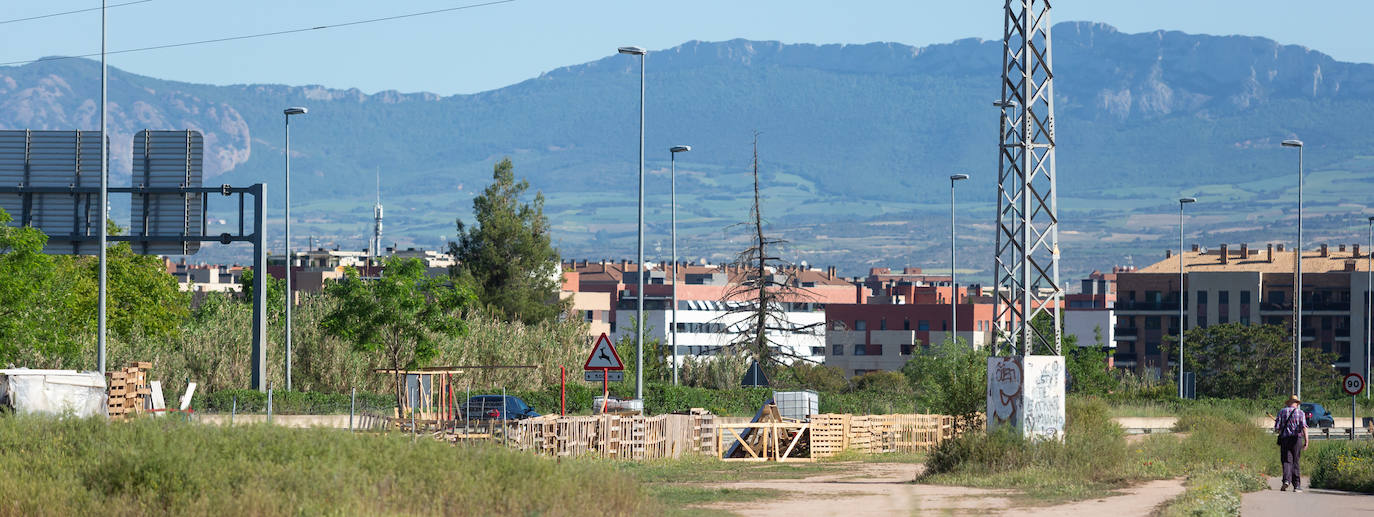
[700,463,1186,516]
[1240,477,1374,516]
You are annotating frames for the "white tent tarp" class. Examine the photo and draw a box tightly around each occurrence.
[0,368,107,418]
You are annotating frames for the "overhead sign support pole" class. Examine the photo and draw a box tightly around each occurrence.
[97,0,108,374]
[252,183,268,392]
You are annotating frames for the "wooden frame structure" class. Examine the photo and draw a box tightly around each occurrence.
[374,365,535,423]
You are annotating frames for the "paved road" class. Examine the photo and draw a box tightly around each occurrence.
[1241,477,1373,515]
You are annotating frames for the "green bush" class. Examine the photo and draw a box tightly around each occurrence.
[847,371,909,394]
[1310,440,1374,493]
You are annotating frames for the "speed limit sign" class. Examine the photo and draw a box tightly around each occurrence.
[1344,373,1366,396]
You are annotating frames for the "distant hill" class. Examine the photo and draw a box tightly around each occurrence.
[2,21,1372,278]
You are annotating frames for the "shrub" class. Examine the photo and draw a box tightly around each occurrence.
[1310,441,1374,493]
[195,389,395,415]
[902,342,988,432]
[848,371,909,394]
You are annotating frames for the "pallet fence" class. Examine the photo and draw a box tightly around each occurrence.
[431,410,954,462]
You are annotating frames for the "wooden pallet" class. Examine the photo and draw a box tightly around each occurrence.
[107,361,151,420]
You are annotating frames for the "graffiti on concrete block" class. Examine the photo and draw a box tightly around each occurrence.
[1023,355,1065,440]
[985,357,1023,432]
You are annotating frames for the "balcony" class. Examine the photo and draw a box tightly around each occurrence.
[1116,301,1177,311]
[1306,301,1351,312]
[1113,327,1139,337]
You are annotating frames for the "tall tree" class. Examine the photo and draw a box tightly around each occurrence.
[0,208,85,367]
[449,158,567,325]
[719,137,821,366]
[324,257,476,412]
[1163,323,1340,399]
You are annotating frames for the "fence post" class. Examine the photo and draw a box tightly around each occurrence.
[230,395,237,426]
[267,383,273,425]
[502,387,508,448]
[349,387,356,433]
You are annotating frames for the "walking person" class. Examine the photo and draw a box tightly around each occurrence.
[1274,395,1309,492]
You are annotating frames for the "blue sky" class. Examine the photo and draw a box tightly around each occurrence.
[2,0,1370,95]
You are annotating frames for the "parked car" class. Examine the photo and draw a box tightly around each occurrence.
[1300,403,1335,428]
[457,395,540,421]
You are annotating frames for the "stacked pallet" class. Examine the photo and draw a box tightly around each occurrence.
[107,362,151,419]
[808,413,850,457]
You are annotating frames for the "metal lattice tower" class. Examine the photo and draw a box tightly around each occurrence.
[993,0,1062,356]
[371,168,383,258]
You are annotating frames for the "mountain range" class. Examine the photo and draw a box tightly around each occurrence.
[2,21,1372,281]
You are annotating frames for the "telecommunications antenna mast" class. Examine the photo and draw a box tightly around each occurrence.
[993,0,1062,356]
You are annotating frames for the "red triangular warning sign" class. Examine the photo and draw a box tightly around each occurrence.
[583,333,624,370]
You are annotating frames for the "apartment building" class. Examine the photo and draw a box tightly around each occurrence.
[1115,243,1372,378]
[562,260,858,364]
[823,302,996,377]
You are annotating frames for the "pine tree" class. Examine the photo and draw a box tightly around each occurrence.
[449,158,568,324]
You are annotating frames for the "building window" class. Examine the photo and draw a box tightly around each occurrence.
[1145,316,1161,330]
[810,346,825,356]
[855,320,867,330]
[585,310,595,322]
[903,318,911,331]
[918,320,930,331]
[879,318,887,330]
[853,344,866,356]
[1240,291,1251,305]
[831,344,844,356]
[901,344,915,355]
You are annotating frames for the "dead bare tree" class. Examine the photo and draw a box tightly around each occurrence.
[717,135,824,367]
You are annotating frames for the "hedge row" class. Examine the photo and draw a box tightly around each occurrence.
[195,389,396,415]
[195,383,919,417]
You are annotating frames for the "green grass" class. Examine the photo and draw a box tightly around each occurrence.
[648,486,781,517]
[0,415,656,516]
[919,396,1275,510]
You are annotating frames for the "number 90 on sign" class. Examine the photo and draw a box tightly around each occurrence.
[1344,373,1365,396]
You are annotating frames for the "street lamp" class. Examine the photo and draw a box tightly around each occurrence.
[669,145,691,385]
[1366,215,1373,400]
[619,45,646,401]
[1178,197,1196,398]
[283,106,307,392]
[950,173,970,347]
[1282,139,1304,398]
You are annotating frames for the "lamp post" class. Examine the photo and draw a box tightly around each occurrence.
[1367,215,1373,399]
[670,145,691,385]
[1178,197,1196,398]
[950,173,969,347]
[283,106,307,392]
[618,45,646,401]
[1282,139,1303,398]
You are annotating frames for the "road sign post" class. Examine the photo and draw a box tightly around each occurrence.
[1344,373,1364,440]
[583,333,624,414]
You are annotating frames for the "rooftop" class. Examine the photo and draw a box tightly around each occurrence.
[1135,244,1371,274]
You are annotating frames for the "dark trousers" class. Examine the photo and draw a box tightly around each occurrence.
[1279,435,1304,486]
